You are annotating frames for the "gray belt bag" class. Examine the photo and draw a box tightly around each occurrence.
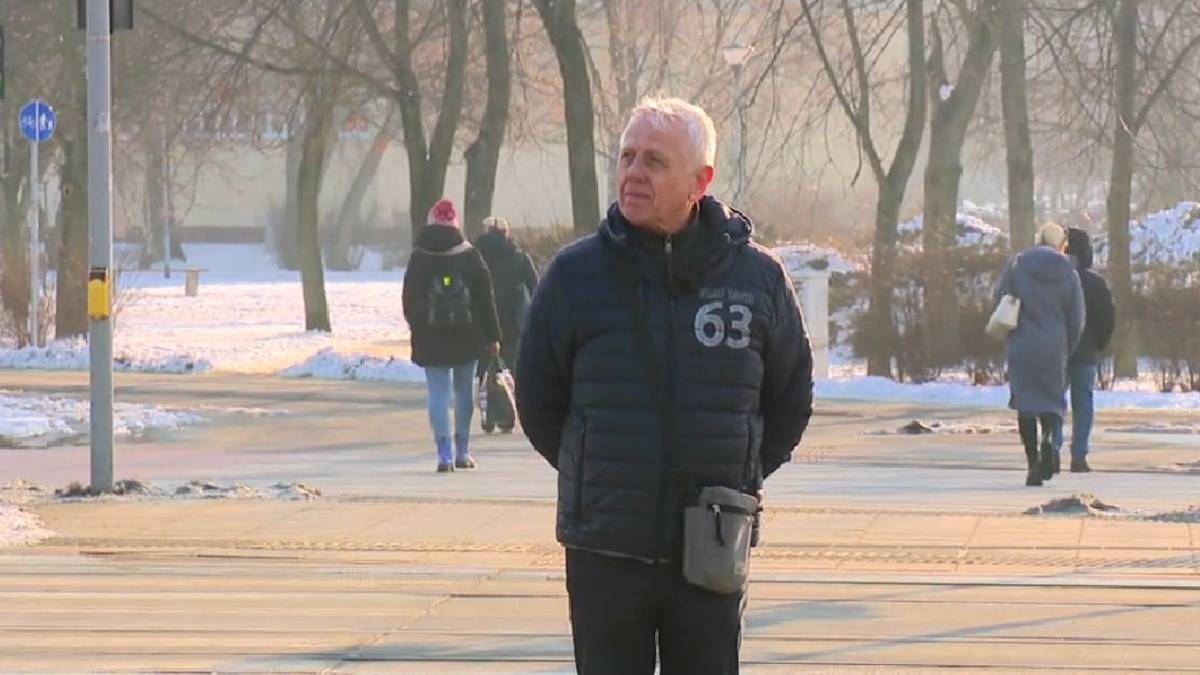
[684,486,760,594]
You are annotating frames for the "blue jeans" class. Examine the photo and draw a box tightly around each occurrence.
[1052,364,1097,460]
[424,362,477,444]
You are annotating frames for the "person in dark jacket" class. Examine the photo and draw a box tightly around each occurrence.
[473,216,538,368]
[1051,227,1115,473]
[402,199,502,472]
[515,97,814,675]
[994,222,1085,486]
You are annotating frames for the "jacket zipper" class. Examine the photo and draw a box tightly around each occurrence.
[574,422,587,521]
[742,417,756,489]
[654,235,677,560]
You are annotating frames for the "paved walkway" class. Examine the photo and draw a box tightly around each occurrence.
[1,373,1199,672]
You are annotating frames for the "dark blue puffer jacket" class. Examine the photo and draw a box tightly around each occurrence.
[515,196,814,562]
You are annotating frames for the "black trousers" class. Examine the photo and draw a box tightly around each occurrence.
[1018,413,1061,456]
[565,547,746,675]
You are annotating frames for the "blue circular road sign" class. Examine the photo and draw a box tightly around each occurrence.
[19,100,57,143]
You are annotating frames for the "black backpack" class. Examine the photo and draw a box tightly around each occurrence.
[427,266,473,329]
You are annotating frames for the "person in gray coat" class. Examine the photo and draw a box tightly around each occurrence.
[993,223,1085,487]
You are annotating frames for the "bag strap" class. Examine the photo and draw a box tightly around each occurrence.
[603,240,687,495]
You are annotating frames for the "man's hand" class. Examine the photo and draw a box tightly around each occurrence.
[487,342,501,357]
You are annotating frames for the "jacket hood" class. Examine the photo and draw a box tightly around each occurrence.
[598,196,753,292]
[416,223,468,254]
[475,228,518,259]
[1067,227,1094,270]
[598,195,753,251]
[1021,245,1077,283]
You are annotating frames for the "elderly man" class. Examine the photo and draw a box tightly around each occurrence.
[515,97,814,674]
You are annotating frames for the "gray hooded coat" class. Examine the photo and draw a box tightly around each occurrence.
[993,245,1086,415]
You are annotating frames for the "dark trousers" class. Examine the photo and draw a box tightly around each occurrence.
[566,547,746,675]
[1018,413,1061,458]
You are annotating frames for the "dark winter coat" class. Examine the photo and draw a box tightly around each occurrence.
[515,195,814,562]
[474,228,538,364]
[994,245,1085,415]
[402,225,502,368]
[1066,228,1116,366]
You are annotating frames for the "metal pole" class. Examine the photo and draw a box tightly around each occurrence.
[28,130,39,348]
[87,0,115,493]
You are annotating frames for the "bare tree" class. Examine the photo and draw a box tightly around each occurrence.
[921,1,997,363]
[801,0,928,378]
[998,0,1035,251]
[535,0,600,234]
[463,0,512,237]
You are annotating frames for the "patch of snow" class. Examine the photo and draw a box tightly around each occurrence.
[281,347,425,383]
[898,213,1008,249]
[0,340,212,373]
[1105,423,1200,435]
[52,479,322,502]
[818,376,1200,411]
[773,244,865,277]
[1,244,411,375]
[1094,201,1200,268]
[0,391,206,447]
[0,505,52,547]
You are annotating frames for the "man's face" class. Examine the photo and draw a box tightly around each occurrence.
[617,116,714,235]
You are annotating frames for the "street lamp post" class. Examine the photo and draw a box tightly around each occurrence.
[722,44,753,204]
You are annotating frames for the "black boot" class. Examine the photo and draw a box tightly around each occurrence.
[1039,440,1055,481]
[1026,450,1043,487]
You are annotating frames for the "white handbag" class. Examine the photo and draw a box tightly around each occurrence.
[986,257,1021,339]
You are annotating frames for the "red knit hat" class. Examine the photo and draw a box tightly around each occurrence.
[427,199,460,228]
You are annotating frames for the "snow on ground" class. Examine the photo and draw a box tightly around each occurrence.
[819,376,1200,410]
[0,505,51,546]
[281,347,424,383]
[3,243,1198,412]
[0,391,213,447]
[1,244,409,374]
[23,478,321,502]
[0,480,53,546]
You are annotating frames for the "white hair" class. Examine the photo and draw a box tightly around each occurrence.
[620,96,717,169]
[1037,222,1067,249]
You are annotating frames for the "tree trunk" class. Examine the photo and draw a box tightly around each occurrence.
[868,183,906,377]
[922,15,996,365]
[536,0,600,235]
[297,89,334,333]
[328,123,392,271]
[999,0,1036,253]
[140,130,167,269]
[279,116,304,270]
[464,0,511,239]
[56,126,89,340]
[1108,0,1138,378]
[55,11,89,340]
[0,179,31,346]
[864,0,926,378]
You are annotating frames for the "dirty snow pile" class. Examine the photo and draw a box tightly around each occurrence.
[774,243,865,277]
[52,479,322,501]
[281,348,425,383]
[0,391,206,447]
[898,213,1008,249]
[0,481,53,547]
[0,339,213,374]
